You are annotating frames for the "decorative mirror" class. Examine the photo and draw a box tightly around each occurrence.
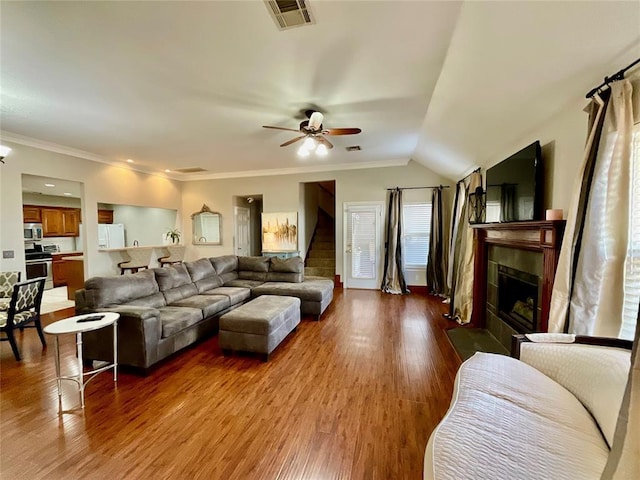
[192,204,222,245]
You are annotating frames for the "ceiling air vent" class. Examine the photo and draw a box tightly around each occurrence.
[265,0,314,30]
[346,146,361,152]
[173,167,208,174]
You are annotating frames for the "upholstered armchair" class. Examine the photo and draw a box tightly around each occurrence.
[0,271,21,304]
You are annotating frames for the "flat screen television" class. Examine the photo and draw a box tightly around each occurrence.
[484,141,543,223]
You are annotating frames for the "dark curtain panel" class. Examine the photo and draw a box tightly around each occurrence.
[427,186,446,295]
[446,181,467,316]
[561,89,611,332]
[381,188,409,294]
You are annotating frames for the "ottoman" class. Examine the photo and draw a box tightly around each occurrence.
[219,295,301,361]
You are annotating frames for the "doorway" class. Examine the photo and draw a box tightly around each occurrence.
[343,202,384,289]
[233,195,263,256]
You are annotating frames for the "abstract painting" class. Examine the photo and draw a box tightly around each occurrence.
[262,212,298,252]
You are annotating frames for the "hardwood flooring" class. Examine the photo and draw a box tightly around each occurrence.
[0,289,461,479]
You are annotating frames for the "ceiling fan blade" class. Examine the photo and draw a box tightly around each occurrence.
[318,136,334,149]
[280,136,306,147]
[323,128,362,136]
[263,125,301,133]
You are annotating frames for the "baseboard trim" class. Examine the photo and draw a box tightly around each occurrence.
[407,285,428,295]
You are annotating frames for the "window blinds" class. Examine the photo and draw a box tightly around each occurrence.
[402,203,432,267]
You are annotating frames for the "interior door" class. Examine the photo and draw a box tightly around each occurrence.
[234,207,251,256]
[343,202,383,289]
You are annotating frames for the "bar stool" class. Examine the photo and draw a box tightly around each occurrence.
[118,248,152,275]
[158,245,185,268]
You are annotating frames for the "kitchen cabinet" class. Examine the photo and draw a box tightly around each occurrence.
[42,208,80,237]
[23,205,42,223]
[52,252,83,287]
[98,209,114,224]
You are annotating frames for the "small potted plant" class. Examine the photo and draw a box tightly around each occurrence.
[165,228,181,244]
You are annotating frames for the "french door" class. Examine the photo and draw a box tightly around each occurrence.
[343,202,383,289]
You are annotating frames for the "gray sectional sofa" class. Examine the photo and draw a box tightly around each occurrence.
[75,255,334,370]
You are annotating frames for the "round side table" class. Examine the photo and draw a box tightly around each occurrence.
[44,312,119,411]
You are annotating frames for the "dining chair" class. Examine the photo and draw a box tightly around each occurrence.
[0,271,21,303]
[0,277,46,361]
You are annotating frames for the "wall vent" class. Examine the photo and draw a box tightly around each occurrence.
[173,167,208,174]
[346,145,361,152]
[264,0,314,30]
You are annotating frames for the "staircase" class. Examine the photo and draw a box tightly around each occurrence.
[305,211,335,280]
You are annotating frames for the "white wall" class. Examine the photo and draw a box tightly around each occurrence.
[481,96,588,216]
[1,142,182,277]
[111,204,178,247]
[182,161,453,285]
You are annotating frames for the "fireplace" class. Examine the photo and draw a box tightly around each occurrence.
[497,265,539,333]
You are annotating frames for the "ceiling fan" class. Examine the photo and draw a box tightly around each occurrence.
[262,110,361,155]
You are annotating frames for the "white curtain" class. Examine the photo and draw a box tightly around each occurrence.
[452,172,482,324]
[549,78,638,338]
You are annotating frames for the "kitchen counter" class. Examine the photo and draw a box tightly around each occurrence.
[98,245,181,252]
[62,256,84,261]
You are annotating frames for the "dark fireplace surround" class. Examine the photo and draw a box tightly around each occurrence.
[471,221,565,349]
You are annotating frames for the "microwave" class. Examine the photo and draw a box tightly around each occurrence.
[24,223,43,241]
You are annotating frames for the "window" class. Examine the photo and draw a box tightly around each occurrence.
[621,125,640,339]
[402,203,432,268]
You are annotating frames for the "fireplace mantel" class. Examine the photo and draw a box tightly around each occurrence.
[471,220,566,332]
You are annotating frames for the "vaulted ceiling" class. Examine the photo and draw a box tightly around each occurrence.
[1,1,639,181]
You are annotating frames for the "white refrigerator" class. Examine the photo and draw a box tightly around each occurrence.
[98,223,125,249]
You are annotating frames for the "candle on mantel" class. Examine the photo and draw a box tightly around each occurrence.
[546,209,563,221]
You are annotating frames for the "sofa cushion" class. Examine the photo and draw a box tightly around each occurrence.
[266,257,304,283]
[84,270,160,308]
[219,271,239,284]
[211,255,238,275]
[237,256,270,281]
[253,277,334,302]
[184,258,223,293]
[270,256,303,273]
[519,342,631,448]
[170,294,230,318]
[427,352,609,480]
[265,271,304,283]
[158,306,203,338]
[202,286,251,305]
[123,292,166,309]
[154,265,198,304]
[223,279,265,289]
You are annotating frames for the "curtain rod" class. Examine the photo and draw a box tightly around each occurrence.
[457,167,481,185]
[585,57,640,98]
[386,185,450,191]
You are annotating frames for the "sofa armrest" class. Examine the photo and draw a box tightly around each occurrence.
[82,306,162,369]
[511,333,632,359]
[511,333,632,448]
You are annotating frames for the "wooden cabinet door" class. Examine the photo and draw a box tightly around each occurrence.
[62,209,80,236]
[98,209,114,224]
[52,260,67,287]
[23,205,42,223]
[41,208,64,236]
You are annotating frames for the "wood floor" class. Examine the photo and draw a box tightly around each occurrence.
[0,289,461,479]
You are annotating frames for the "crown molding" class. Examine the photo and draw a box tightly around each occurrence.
[178,158,411,181]
[1,131,411,181]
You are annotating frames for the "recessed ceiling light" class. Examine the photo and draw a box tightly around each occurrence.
[45,183,55,187]
[63,192,73,196]
[126,159,134,163]
[165,169,171,173]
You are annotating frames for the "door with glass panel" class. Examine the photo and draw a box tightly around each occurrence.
[343,202,383,289]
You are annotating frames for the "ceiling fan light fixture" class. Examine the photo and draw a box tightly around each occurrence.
[297,146,310,158]
[302,136,317,151]
[316,143,328,156]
